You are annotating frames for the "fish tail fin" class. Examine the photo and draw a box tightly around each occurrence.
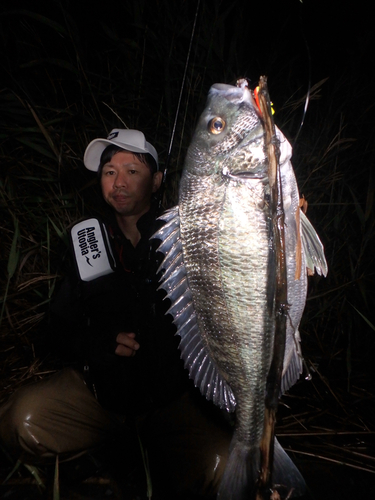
[273,437,306,497]
[217,437,306,500]
[217,436,259,500]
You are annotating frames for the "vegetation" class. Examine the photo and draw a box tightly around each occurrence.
[0,1,374,498]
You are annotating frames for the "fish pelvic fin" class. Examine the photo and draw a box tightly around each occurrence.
[300,210,328,277]
[217,437,260,500]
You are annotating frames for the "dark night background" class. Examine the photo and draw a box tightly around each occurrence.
[0,0,374,498]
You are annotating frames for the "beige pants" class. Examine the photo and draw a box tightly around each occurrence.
[0,367,232,497]
[0,368,123,462]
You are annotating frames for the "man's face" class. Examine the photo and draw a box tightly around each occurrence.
[100,151,161,218]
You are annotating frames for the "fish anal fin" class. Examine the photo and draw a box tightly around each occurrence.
[280,336,303,395]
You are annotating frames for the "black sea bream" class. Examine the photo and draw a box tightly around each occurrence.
[154,83,327,499]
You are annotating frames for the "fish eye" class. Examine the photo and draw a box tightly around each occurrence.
[208,117,225,135]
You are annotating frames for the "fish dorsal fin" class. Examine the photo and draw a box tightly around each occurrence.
[300,210,328,277]
[153,206,236,412]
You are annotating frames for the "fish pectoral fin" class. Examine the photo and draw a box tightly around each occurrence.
[300,210,328,277]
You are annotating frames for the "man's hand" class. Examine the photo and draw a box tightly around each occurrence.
[115,332,140,357]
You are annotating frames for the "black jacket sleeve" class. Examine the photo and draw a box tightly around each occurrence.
[46,272,88,364]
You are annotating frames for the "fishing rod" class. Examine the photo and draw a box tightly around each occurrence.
[158,0,201,212]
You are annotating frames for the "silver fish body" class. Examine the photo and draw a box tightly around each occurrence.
[154,82,327,499]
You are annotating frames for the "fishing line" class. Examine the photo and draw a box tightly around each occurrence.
[293,4,312,146]
[163,0,201,185]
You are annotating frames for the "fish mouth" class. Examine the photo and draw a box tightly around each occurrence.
[234,172,266,179]
[210,82,254,107]
[222,166,266,180]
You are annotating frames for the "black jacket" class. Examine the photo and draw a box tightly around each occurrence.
[48,208,187,415]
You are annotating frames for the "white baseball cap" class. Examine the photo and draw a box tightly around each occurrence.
[83,129,159,171]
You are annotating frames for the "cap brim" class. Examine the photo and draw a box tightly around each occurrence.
[83,138,150,172]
